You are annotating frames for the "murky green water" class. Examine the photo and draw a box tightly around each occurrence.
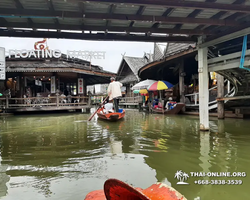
[0,110,249,200]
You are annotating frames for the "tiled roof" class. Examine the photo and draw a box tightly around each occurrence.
[151,43,197,61]
[123,56,147,81]
[119,72,138,84]
[6,53,115,74]
[165,43,196,57]
[117,42,197,84]
[153,43,164,61]
[1,1,249,43]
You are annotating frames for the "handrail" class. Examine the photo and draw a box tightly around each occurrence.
[185,79,235,110]
[185,79,228,97]
[119,96,143,104]
[0,96,89,109]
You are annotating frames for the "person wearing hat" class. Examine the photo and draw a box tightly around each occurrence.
[107,77,123,112]
[165,97,176,110]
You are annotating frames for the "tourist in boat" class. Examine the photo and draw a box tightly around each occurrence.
[107,77,123,112]
[103,102,114,114]
[154,101,163,109]
[152,97,159,108]
[165,97,177,110]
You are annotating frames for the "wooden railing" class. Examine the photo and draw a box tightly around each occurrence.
[119,96,143,105]
[208,49,250,72]
[185,79,235,110]
[0,95,91,109]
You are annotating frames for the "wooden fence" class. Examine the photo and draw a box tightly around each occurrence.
[0,95,90,109]
[0,95,142,112]
[119,96,143,105]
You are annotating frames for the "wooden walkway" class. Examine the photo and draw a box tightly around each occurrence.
[119,96,143,107]
[0,96,91,113]
[183,111,243,119]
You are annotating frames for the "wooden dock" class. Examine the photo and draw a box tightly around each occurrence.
[183,111,243,119]
[0,96,91,113]
[119,96,142,108]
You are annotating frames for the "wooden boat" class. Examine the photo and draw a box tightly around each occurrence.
[85,178,187,200]
[97,107,125,121]
[151,103,185,114]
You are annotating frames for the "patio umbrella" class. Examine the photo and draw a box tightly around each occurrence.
[147,80,173,91]
[133,90,140,94]
[132,79,157,90]
[133,89,148,95]
[139,89,148,94]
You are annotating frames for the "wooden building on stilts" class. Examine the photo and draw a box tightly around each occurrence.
[0,40,116,114]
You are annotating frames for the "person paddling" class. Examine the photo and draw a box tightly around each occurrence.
[107,77,123,113]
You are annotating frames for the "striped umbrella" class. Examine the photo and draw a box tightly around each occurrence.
[147,80,173,91]
[131,79,157,90]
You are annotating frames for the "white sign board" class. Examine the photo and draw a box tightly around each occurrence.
[0,47,5,80]
[78,78,83,94]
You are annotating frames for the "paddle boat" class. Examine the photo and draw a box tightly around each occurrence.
[151,103,185,115]
[97,107,125,122]
[84,178,187,200]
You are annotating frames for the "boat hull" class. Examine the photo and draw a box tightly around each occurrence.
[97,108,125,121]
[151,103,185,114]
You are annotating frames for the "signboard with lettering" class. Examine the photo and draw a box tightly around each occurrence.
[0,47,5,80]
[7,49,106,60]
[51,76,56,93]
[6,39,106,61]
[78,78,84,94]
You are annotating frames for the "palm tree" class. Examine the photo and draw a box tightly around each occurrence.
[175,170,189,184]
[174,170,183,181]
[182,172,189,182]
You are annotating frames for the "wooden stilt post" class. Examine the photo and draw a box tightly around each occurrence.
[218,119,225,133]
[198,37,209,131]
[217,74,225,119]
[179,59,185,112]
[88,94,92,106]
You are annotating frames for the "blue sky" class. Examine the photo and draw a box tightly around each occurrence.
[0,37,155,73]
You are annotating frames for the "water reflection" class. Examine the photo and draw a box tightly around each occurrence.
[0,114,112,199]
[0,135,10,198]
[0,112,249,200]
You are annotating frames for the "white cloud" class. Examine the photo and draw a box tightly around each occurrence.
[0,37,154,73]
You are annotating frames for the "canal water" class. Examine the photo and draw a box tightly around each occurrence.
[0,110,249,200]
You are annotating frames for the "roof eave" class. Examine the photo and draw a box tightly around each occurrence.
[138,47,197,76]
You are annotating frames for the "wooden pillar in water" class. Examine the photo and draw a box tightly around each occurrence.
[20,74,24,98]
[179,59,185,111]
[198,37,209,131]
[217,74,225,119]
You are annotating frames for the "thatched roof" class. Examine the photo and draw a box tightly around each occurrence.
[6,53,112,73]
[165,43,196,57]
[5,53,116,85]
[153,43,164,61]
[117,55,148,84]
[117,42,197,84]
